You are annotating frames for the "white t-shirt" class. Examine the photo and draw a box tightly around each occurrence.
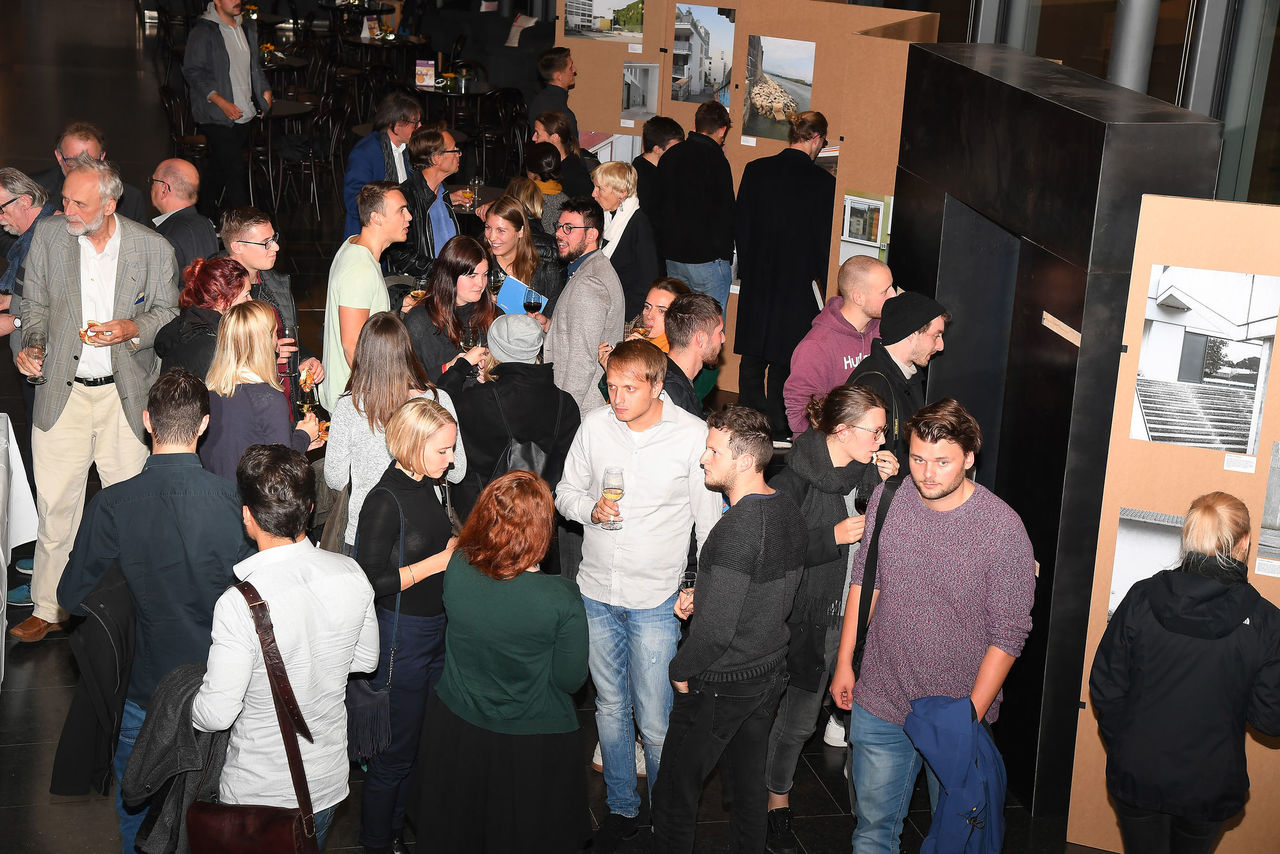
[318,238,390,410]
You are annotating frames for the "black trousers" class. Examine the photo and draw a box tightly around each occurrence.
[198,121,252,216]
[651,667,787,854]
[1114,799,1224,854]
[737,354,790,438]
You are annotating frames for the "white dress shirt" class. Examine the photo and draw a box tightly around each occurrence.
[391,141,408,183]
[556,400,723,610]
[77,216,121,379]
[192,538,379,811]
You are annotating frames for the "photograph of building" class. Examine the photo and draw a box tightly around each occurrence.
[671,5,734,105]
[564,0,644,43]
[621,62,660,122]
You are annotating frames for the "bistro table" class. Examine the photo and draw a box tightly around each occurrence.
[317,0,395,35]
[342,33,428,74]
[423,79,492,129]
[261,52,308,89]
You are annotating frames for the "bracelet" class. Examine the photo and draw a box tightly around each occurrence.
[407,563,417,584]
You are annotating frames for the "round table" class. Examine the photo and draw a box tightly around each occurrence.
[424,80,492,128]
[264,99,314,120]
[318,0,395,35]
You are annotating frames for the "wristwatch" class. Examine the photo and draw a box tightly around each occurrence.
[10,316,19,328]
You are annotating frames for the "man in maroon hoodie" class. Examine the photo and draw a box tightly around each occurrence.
[782,256,895,435]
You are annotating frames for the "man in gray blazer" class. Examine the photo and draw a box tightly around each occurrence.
[10,157,179,643]
[543,196,625,414]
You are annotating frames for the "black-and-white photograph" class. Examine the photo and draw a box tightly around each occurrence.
[1259,441,1280,576]
[671,5,734,106]
[621,62,660,122]
[1109,506,1184,618]
[1130,264,1280,455]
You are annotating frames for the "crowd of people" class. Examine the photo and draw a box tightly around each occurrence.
[2,22,1278,854]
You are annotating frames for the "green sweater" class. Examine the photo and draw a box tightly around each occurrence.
[436,551,589,735]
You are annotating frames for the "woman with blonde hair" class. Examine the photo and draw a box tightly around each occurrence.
[1091,491,1280,854]
[591,160,659,319]
[199,300,319,480]
[353,396,460,854]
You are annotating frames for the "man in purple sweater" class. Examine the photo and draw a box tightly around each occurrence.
[829,398,1035,853]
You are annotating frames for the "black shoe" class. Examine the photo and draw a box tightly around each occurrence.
[766,807,799,854]
[594,811,640,852]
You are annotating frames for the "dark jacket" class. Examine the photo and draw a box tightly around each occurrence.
[559,152,594,198]
[343,129,411,237]
[769,428,879,691]
[33,168,147,223]
[632,155,658,221]
[182,13,271,126]
[663,356,702,419]
[200,382,310,481]
[404,299,503,398]
[50,565,136,797]
[487,237,567,319]
[121,663,229,854]
[452,361,580,518]
[653,132,734,264]
[528,85,577,139]
[847,339,924,470]
[156,205,219,272]
[1090,556,1280,821]
[155,305,221,378]
[904,695,1006,854]
[734,148,836,364]
[384,169,462,279]
[607,209,660,320]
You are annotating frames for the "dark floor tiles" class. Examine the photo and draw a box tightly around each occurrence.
[0,799,122,854]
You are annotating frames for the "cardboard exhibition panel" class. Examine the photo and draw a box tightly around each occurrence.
[1068,194,1280,852]
[555,0,937,390]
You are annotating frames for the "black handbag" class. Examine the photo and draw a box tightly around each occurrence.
[852,474,904,678]
[345,487,404,763]
[489,382,564,480]
[186,581,319,854]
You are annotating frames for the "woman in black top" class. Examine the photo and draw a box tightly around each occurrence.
[403,235,502,397]
[532,110,593,197]
[353,396,459,854]
[154,256,252,377]
[482,194,566,316]
[1091,492,1280,854]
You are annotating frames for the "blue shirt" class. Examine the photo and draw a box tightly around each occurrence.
[427,190,458,255]
[1,202,56,294]
[567,249,597,277]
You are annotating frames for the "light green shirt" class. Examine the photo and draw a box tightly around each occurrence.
[319,238,390,411]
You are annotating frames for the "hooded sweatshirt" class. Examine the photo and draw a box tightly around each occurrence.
[783,296,880,435]
[1090,554,1280,820]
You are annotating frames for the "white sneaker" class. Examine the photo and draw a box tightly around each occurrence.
[823,714,848,748]
[590,740,647,777]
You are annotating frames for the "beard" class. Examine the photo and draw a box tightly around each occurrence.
[66,211,104,237]
[915,469,967,502]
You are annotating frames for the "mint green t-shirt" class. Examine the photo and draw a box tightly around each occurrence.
[318,238,389,411]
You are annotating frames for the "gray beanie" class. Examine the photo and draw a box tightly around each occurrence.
[487,314,545,364]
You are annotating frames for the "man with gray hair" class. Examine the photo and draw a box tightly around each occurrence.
[9,155,179,643]
[149,158,218,271]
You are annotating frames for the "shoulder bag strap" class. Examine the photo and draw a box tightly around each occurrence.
[235,580,317,833]
[491,382,515,439]
[853,371,900,447]
[852,474,904,676]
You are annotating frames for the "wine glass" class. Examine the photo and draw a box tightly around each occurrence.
[468,176,483,211]
[853,488,869,516]
[282,324,300,378]
[523,288,542,314]
[26,333,47,385]
[600,467,624,531]
[298,365,318,413]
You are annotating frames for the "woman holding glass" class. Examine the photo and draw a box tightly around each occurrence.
[403,235,502,397]
[591,161,659,320]
[199,300,320,481]
[155,257,252,377]
[482,194,566,316]
[411,471,590,852]
[353,397,460,854]
[1090,492,1280,854]
[324,312,465,554]
[761,383,898,852]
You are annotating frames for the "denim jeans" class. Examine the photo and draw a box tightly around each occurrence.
[651,667,787,853]
[360,607,448,848]
[848,701,939,854]
[314,804,336,851]
[765,625,841,794]
[1114,799,1224,854]
[583,592,682,818]
[666,259,732,315]
[113,699,147,854]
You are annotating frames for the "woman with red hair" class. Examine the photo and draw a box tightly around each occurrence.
[155,256,252,378]
[411,471,590,852]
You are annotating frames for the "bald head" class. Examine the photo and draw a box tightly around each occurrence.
[151,158,200,213]
[836,256,895,324]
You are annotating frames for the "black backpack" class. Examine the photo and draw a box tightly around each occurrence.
[490,384,564,480]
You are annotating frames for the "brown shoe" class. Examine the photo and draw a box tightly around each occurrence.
[8,616,66,643]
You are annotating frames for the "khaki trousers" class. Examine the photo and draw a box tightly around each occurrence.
[30,383,149,623]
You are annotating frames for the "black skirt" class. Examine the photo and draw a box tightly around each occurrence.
[412,693,591,852]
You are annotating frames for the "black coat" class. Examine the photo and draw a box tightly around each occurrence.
[1090,556,1280,821]
[452,362,580,518]
[559,152,594,198]
[155,205,219,272]
[734,148,836,363]
[653,133,734,264]
[50,565,136,797]
[404,299,504,400]
[846,340,924,470]
[607,210,660,320]
[384,169,462,279]
[155,305,221,379]
[488,234,568,318]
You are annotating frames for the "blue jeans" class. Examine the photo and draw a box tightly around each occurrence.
[314,804,336,850]
[583,592,681,818]
[848,701,939,854]
[113,699,147,854]
[666,259,732,315]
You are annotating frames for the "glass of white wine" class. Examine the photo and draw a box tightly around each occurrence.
[601,467,624,531]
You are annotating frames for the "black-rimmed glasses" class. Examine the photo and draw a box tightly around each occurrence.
[556,223,589,235]
[147,176,171,193]
[0,196,19,214]
[440,148,462,156]
[236,234,282,249]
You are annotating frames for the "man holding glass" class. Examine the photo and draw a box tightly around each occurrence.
[10,156,179,643]
[556,339,722,852]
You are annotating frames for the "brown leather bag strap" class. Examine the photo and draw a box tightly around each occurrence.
[235,581,317,834]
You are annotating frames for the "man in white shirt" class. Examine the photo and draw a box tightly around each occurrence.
[555,339,722,851]
[318,181,412,410]
[193,444,378,851]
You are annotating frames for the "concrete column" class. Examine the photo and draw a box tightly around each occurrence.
[1107,0,1162,93]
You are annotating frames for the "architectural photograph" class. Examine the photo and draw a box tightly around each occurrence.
[621,62,660,122]
[670,5,734,105]
[564,0,645,43]
[742,34,816,140]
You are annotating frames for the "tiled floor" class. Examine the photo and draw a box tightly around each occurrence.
[0,2,1112,852]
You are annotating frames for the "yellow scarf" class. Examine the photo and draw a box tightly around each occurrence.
[533,177,563,195]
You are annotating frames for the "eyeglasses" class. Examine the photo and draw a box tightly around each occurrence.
[236,233,281,249]
[556,223,589,235]
[147,176,171,193]
[0,196,19,214]
[399,119,423,129]
[440,148,462,156]
[845,424,886,440]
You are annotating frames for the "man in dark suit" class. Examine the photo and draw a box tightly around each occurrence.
[149,158,218,272]
[733,110,836,443]
[32,120,148,222]
[10,156,179,643]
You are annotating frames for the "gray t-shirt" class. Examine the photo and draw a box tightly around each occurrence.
[841,489,863,616]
